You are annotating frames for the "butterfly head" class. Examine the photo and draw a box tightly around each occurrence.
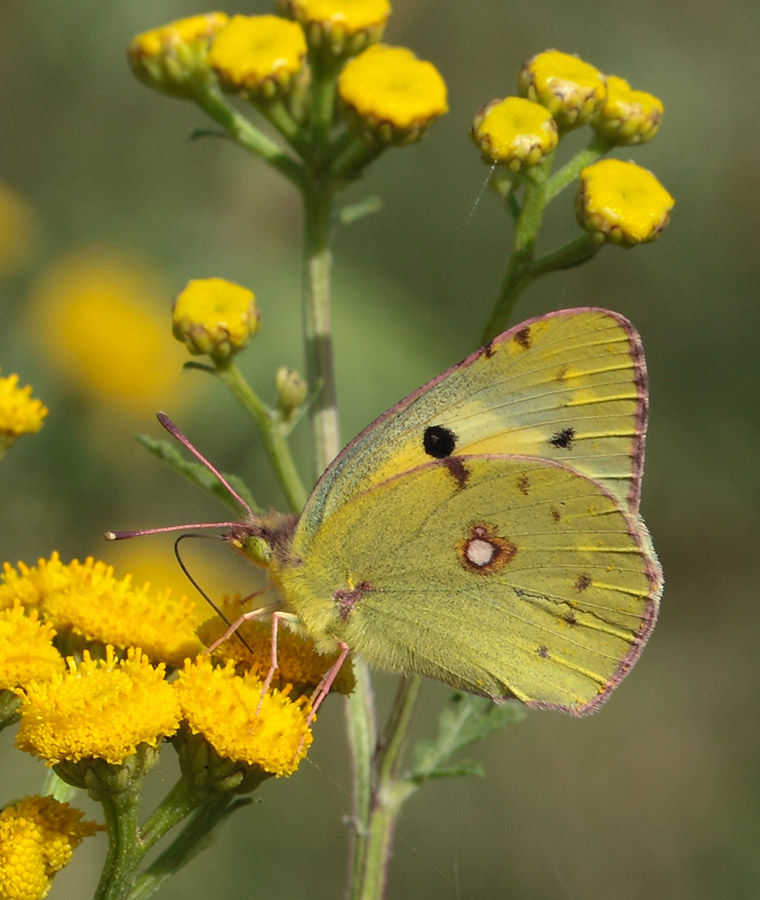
[227,512,299,570]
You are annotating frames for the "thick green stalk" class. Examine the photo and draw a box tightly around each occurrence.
[94,789,145,900]
[346,676,423,900]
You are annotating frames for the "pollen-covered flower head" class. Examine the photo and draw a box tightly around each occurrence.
[472,97,558,171]
[0,796,101,900]
[175,656,313,779]
[209,15,307,100]
[128,13,229,98]
[1,554,202,666]
[284,0,391,56]
[16,647,181,767]
[338,44,448,144]
[518,49,606,130]
[172,277,261,361]
[0,371,47,453]
[198,596,355,696]
[577,158,674,246]
[592,75,664,145]
[0,602,63,693]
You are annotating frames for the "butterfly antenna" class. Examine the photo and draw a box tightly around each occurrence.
[157,411,254,517]
[174,533,251,651]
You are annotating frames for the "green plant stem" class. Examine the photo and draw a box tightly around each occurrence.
[214,359,307,513]
[301,175,340,476]
[545,134,611,201]
[129,795,246,900]
[194,86,303,188]
[347,676,423,900]
[138,779,201,853]
[481,156,553,343]
[94,789,145,900]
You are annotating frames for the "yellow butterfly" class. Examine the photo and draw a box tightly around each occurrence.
[111,307,661,714]
[219,306,662,714]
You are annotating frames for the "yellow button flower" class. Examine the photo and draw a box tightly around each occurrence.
[518,49,606,130]
[287,0,390,55]
[0,602,63,692]
[128,13,229,98]
[472,97,558,171]
[593,75,664,145]
[198,596,355,695]
[338,44,448,143]
[0,796,100,900]
[175,656,313,777]
[172,277,261,360]
[577,159,675,246]
[0,371,47,453]
[16,647,181,766]
[209,15,307,99]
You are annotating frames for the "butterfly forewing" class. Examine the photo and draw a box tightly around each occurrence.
[278,455,661,713]
[301,309,648,552]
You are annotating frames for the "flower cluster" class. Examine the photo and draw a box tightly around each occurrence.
[471,48,672,246]
[0,371,47,453]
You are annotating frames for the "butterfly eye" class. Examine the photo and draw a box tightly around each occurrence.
[423,424,457,458]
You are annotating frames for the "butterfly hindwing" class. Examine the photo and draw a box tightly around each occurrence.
[275,455,661,713]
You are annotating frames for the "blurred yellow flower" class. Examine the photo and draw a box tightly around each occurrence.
[577,158,674,245]
[338,44,448,143]
[0,796,100,900]
[0,371,48,453]
[27,245,188,418]
[176,656,312,776]
[17,647,180,765]
[0,182,39,278]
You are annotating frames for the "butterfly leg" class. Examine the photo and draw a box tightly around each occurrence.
[204,599,278,655]
[305,642,351,727]
[255,610,302,715]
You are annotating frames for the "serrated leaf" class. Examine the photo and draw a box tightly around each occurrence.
[409,693,524,782]
[137,434,259,515]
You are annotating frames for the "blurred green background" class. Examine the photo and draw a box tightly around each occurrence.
[2,0,758,898]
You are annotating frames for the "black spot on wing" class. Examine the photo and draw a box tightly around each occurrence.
[423,424,457,459]
[549,426,575,450]
[513,326,532,350]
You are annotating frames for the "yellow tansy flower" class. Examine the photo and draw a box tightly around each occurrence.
[209,15,307,99]
[471,97,558,171]
[0,602,63,691]
[128,12,229,98]
[176,656,313,777]
[593,74,664,145]
[0,183,39,279]
[16,647,181,766]
[0,371,47,453]
[0,554,69,613]
[27,245,189,418]
[198,597,354,695]
[172,277,261,360]
[518,49,606,130]
[0,796,100,900]
[577,159,674,246]
[286,0,390,55]
[338,44,448,144]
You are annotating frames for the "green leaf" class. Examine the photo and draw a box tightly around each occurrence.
[409,693,524,783]
[136,434,259,515]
